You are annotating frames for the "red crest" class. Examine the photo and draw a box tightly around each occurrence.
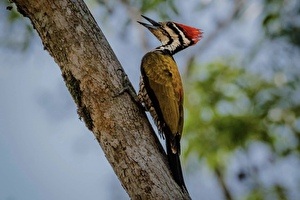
[174,23,203,44]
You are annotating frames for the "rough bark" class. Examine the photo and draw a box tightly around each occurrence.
[11,0,190,199]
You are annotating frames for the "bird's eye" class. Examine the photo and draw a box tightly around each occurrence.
[166,22,172,27]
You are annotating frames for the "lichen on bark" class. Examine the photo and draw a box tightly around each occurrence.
[62,70,94,130]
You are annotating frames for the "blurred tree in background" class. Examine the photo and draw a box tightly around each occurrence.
[184,61,299,199]
[182,0,300,199]
[2,0,299,199]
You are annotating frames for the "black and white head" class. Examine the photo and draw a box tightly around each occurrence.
[138,15,203,54]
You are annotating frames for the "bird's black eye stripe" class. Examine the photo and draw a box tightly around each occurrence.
[166,22,184,45]
[161,25,173,46]
[173,23,193,44]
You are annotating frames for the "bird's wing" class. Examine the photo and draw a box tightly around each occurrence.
[141,51,183,136]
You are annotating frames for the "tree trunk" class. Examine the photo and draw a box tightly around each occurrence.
[11,0,190,199]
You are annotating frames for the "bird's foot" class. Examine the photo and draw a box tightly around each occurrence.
[113,70,145,111]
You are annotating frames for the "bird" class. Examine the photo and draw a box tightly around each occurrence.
[137,15,202,191]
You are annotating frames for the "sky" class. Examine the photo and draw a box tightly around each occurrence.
[0,0,299,200]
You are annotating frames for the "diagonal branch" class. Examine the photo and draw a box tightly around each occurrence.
[11,0,190,199]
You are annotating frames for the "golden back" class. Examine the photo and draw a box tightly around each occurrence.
[141,50,184,136]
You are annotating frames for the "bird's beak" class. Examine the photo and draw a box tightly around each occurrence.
[137,15,161,29]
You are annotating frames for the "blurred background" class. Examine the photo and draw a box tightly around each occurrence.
[0,0,299,199]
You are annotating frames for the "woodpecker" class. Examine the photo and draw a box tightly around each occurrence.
[137,15,202,190]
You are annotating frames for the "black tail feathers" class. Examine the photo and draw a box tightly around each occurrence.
[166,135,187,192]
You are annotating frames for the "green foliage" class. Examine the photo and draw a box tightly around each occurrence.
[183,61,300,168]
[245,184,288,200]
[262,0,300,46]
[137,0,179,16]
[92,0,179,19]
